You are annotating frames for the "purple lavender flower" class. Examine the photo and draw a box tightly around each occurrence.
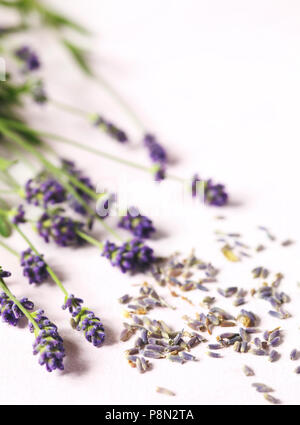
[20,248,49,284]
[191,174,228,207]
[15,46,40,72]
[62,294,83,317]
[93,115,128,143]
[0,292,34,326]
[102,238,155,273]
[63,294,105,347]
[37,211,85,247]
[30,309,65,372]
[25,176,66,208]
[153,164,166,182]
[118,208,155,239]
[61,159,95,215]
[12,205,26,225]
[144,133,167,164]
[0,268,11,279]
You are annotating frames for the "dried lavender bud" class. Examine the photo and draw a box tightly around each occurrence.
[118,208,155,239]
[269,350,279,362]
[243,365,254,376]
[25,176,66,208]
[102,238,155,273]
[252,383,273,393]
[93,114,128,143]
[30,310,65,372]
[191,174,228,207]
[264,394,280,404]
[37,211,85,247]
[20,248,49,284]
[15,46,40,72]
[290,349,298,360]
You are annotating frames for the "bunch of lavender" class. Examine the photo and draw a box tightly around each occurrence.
[63,294,105,347]
[102,238,155,273]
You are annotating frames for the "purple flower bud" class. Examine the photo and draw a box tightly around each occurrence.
[118,208,155,239]
[102,238,155,273]
[30,309,65,372]
[191,174,228,207]
[15,46,40,72]
[62,294,83,317]
[0,268,11,279]
[20,248,49,284]
[37,211,85,247]
[25,176,66,208]
[93,115,128,143]
[12,205,26,225]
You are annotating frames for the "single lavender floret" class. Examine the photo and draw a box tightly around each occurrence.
[61,159,95,215]
[37,211,85,247]
[62,294,84,317]
[191,174,228,207]
[15,46,40,72]
[25,176,66,208]
[93,115,128,143]
[30,309,65,372]
[12,205,26,225]
[102,238,155,273]
[118,208,155,239]
[20,248,49,284]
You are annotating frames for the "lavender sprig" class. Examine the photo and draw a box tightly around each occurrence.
[191,174,228,207]
[118,208,155,239]
[92,114,128,143]
[20,248,49,284]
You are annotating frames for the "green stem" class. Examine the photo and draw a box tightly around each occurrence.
[12,223,68,297]
[76,230,103,250]
[50,99,89,118]
[0,118,185,183]
[0,122,122,240]
[0,278,40,332]
[95,73,146,132]
[0,239,20,257]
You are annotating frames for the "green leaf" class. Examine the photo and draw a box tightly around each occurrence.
[0,214,12,238]
[40,8,89,34]
[0,156,17,172]
[62,39,93,76]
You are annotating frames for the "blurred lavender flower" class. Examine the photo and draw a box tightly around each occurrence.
[37,211,85,247]
[15,46,40,72]
[20,248,49,284]
[143,134,167,164]
[61,159,95,215]
[30,309,65,372]
[153,163,166,182]
[12,204,26,225]
[118,208,155,239]
[93,115,128,143]
[25,176,66,208]
[102,238,155,273]
[191,174,228,207]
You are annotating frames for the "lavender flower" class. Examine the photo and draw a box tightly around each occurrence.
[152,163,166,182]
[20,248,49,284]
[102,238,155,273]
[30,309,65,372]
[62,294,105,347]
[93,115,128,143]
[25,176,66,208]
[12,205,26,225]
[61,159,95,215]
[15,46,40,72]
[0,268,11,279]
[118,208,155,239]
[0,292,34,326]
[191,174,228,207]
[37,211,85,247]
[143,134,167,164]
